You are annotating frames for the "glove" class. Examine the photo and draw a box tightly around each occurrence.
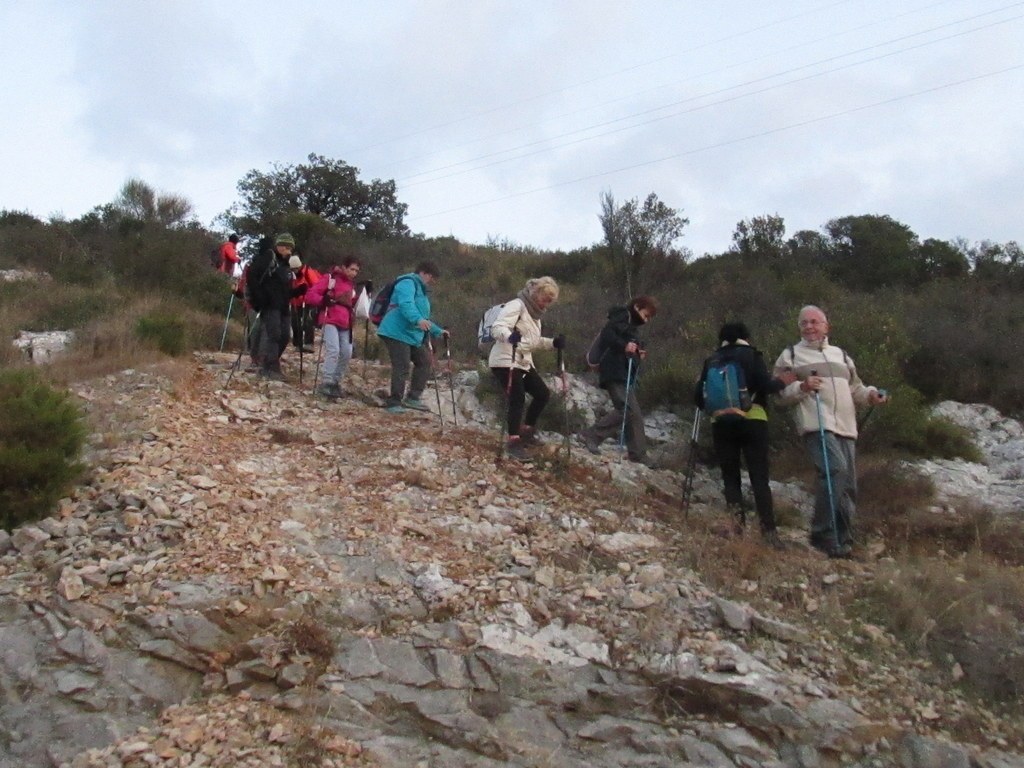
[552,334,566,350]
[508,329,522,346]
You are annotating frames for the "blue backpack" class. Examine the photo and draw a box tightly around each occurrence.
[702,353,752,421]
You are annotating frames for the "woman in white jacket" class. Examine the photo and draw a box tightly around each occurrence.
[488,277,566,461]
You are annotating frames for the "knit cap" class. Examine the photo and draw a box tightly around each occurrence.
[275,232,296,247]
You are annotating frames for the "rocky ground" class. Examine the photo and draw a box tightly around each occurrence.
[0,353,1021,768]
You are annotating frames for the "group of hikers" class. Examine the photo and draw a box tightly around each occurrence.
[217,232,889,560]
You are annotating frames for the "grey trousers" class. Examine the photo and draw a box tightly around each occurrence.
[803,431,857,549]
[383,336,431,406]
[587,381,646,461]
[258,308,290,372]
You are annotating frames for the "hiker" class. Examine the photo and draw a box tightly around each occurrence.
[248,233,299,381]
[772,305,889,558]
[695,322,795,547]
[217,233,241,275]
[487,276,565,462]
[306,256,362,399]
[377,261,447,413]
[290,257,320,353]
[233,263,262,371]
[579,296,659,464]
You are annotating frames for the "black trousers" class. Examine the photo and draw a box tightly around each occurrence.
[712,417,776,531]
[491,367,550,436]
[291,305,316,347]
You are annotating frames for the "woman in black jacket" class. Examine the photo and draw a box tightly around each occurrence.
[695,322,794,546]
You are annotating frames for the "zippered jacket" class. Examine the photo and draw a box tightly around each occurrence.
[377,273,444,346]
[694,340,785,420]
[306,270,355,330]
[772,339,878,439]
[487,298,554,371]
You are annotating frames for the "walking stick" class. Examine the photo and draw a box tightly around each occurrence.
[811,370,841,553]
[498,340,518,458]
[619,357,635,450]
[443,334,458,427]
[225,310,257,389]
[428,339,444,431]
[299,309,305,387]
[219,293,235,352]
[557,347,571,464]
[681,407,702,518]
[362,319,370,378]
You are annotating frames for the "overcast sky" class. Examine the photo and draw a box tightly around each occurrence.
[2,1,1021,256]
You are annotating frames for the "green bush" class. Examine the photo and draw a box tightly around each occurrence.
[136,313,187,356]
[0,369,86,530]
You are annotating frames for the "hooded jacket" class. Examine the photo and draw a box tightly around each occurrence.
[772,339,878,439]
[595,306,644,387]
[377,273,444,346]
[306,269,355,330]
[694,340,784,422]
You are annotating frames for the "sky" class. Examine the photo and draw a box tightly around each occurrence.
[1,1,1021,257]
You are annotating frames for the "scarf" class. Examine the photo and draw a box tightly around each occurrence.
[518,286,545,320]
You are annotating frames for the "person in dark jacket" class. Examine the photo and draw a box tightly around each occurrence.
[248,233,300,381]
[579,295,658,464]
[694,322,795,546]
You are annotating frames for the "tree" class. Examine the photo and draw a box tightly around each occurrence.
[112,178,194,228]
[823,214,920,290]
[731,214,786,263]
[225,153,409,240]
[598,190,688,298]
[918,238,969,280]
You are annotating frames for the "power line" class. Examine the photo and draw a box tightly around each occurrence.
[343,0,855,157]
[397,5,1023,188]
[370,0,963,176]
[408,63,1024,223]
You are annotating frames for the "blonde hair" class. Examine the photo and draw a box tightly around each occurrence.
[526,276,559,302]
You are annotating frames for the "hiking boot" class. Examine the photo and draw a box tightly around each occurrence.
[318,383,341,399]
[260,368,286,382]
[727,504,746,536]
[579,430,602,455]
[827,543,853,559]
[402,397,431,412]
[762,529,785,550]
[519,425,543,446]
[505,438,534,462]
[302,345,315,353]
[386,404,408,414]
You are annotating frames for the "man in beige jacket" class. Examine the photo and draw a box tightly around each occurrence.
[773,306,888,558]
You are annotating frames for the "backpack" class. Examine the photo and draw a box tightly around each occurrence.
[477,301,527,356]
[209,246,221,269]
[702,352,752,421]
[585,332,606,370]
[368,275,415,326]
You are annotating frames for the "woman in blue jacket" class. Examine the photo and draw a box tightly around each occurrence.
[377,261,447,413]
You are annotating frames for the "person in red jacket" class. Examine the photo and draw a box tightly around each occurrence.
[218,234,241,275]
[305,257,362,399]
[289,256,321,353]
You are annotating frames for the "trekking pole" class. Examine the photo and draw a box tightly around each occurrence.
[558,346,571,464]
[619,357,635,450]
[362,319,370,378]
[681,407,702,519]
[443,334,458,427]
[811,370,840,553]
[498,341,518,458]
[313,327,327,393]
[299,308,305,388]
[428,339,445,431]
[225,310,256,389]
[219,293,235,352]
[856,388,887,431]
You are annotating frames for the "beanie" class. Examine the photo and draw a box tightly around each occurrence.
[275,232,296,248]
[288,255,302,269]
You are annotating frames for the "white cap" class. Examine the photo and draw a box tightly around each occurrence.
[288,255,302,269]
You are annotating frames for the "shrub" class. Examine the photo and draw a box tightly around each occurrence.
[0,368,86,530]
[136,313,187,356]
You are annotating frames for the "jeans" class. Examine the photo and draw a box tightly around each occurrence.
[712,418,775,531]
[321,325,353,386]
[586,381,646,461]
[803,431,857,549]
[383,336,431,406]
[490,367,550,435]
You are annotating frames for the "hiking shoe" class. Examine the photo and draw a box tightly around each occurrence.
[386,404,408,414]
[519,426,544,446]
[505,439,534,462]
[260,368,286,382]
[402,397,431,412]
[827,544,853,559]
[762,530,785,550]
[302,345,315,353]
[579,430,602,455]
[318,383,341,399]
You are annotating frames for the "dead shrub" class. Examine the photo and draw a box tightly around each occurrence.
[863,554,1024,707]
[284,614,335,665]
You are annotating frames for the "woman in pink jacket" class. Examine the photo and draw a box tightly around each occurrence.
[306,257,362,399]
